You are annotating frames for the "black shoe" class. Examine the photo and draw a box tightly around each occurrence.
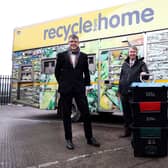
[87,137,100,147]
[66,140,74,150]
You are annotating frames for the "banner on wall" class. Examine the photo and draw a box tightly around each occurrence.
[13,0,168,51]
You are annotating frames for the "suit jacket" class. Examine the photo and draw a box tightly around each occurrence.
[55,50,90,95]
[118,57,149,95]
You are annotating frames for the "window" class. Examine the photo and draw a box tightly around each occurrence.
[41,58,56,74]
[20,65,33,81]
[88,54,96,72]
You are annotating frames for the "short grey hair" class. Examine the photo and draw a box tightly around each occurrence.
[129,45,138,51]
[68,34,79,41]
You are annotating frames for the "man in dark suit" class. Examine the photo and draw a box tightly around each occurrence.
[55,34,100,150]
[118,46,149,137]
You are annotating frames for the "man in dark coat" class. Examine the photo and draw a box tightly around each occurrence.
[118,46,149,137]
[55,34,100,149]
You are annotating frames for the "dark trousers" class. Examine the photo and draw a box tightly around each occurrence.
[60,91,93,141]
[120,95,132,130]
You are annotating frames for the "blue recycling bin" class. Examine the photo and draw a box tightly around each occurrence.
[129,82,168,157]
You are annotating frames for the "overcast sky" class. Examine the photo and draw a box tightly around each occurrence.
[0,0,136,75]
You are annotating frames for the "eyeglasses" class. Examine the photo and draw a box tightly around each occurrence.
[129,51,137,53]
[69,40,79,43]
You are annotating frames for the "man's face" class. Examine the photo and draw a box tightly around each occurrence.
[68,37,79,51]
[129,48,137,60]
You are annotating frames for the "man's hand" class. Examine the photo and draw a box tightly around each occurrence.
[140,72,149,81]
[140,72,147,76]
[85,86,93,95]
[117,92,121,98]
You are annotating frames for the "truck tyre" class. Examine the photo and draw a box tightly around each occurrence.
[56,97,81,122]
[71,103,81,122]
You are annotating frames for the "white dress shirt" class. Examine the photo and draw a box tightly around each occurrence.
[129,59,135,67]
[70,54,76,68]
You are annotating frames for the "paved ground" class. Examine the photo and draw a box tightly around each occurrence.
[0,104,168,168]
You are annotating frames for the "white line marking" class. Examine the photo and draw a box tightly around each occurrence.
[67,146,126,162]
[38,161,59,168]
[67,154,91,161]
[26,146,126,168]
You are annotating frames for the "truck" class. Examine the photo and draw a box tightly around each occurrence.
[11,0,168,121]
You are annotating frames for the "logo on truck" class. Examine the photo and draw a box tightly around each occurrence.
[43,7,154,41]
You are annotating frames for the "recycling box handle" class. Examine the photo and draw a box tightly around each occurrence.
[140,73,154,82]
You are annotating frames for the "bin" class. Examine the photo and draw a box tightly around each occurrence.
[129,83,168,102]
[130,101,168,127]
[130,82,168,157]
[131,127,168,157]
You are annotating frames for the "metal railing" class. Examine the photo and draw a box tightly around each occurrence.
[0,75,12,105]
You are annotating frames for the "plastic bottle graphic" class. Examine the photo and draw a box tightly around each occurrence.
[48,95,56,110]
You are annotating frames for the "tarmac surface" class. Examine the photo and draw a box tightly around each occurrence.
[0,104,168,168]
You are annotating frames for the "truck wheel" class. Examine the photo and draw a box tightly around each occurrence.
[71,104,81,122]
